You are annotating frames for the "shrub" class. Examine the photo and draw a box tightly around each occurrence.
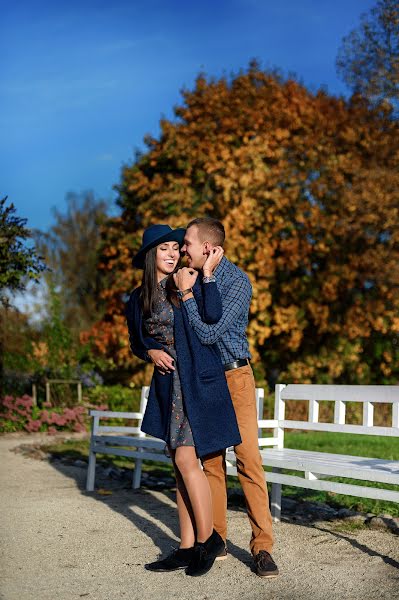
[84,384,141,412]
[0,395,106,434]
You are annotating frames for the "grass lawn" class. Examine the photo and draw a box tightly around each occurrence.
[41,431,399,517]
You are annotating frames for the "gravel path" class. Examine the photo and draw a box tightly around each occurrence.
[0,433,398,600]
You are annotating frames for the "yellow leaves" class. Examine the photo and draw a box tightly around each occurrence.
[321,277,339,302]
[81,63,399,386]
[32,342,49,367]
[380,363,392,377]
[238,174,252,188]
[307,302,330,333]
[257,292,272,311]
[272,305,304,350]
[391,317,399,333]
[248,319,272,347]
[274,128,290,141]
[383,351,392,363]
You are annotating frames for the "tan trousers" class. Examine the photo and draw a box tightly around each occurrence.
[201,364,274,555]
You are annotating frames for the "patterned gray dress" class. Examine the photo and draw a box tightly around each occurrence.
[144,277,194,449]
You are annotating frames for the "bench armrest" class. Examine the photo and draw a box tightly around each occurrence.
[258,419,279,428]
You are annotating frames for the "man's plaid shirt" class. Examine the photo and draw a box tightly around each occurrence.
[183,256,252,365]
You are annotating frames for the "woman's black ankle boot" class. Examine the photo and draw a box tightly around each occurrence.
[185,529,225,577]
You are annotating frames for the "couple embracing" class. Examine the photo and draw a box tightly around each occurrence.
[126,217,278,578]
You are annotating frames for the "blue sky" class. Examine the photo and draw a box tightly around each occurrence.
[1,0,376,232]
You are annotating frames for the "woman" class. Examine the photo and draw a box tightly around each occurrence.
[125,224,241,577]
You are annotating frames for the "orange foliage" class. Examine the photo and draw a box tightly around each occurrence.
[82,63,399,387]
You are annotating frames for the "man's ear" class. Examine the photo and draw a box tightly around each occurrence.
[203,241,210,254]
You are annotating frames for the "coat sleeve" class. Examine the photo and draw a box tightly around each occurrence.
[197,281,223,324]
[125,288,164,362]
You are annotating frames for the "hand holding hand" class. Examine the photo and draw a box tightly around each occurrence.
[147,349,175,375]
[203,246,224,276]
[173,267,198,291]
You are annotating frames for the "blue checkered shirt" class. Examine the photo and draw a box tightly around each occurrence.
[183,256,252,365]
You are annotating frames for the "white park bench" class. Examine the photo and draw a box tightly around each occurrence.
[87,384,399,522]
[86,387,265,492]
[226,384,399,521]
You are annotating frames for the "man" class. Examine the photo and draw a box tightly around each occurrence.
[174,217,278,578]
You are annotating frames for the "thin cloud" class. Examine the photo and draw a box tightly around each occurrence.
[0,78,118,96]
[98,35,167,55]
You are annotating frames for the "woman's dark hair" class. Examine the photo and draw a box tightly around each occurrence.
[140,246,181,317]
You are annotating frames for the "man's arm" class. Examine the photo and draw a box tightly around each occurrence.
[182,276,252,345]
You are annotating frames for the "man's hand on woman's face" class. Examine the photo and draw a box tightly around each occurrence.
[173,267,198,291]
[203,246,224,276]
[147,349,175,375]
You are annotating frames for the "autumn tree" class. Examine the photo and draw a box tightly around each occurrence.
[336,0,399,110]
[83,63,399,387]
[35,191,109,334]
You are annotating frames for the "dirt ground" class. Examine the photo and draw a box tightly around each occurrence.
[0,433,398,600]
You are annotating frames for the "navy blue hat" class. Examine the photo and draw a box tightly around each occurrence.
[132,224,186,269]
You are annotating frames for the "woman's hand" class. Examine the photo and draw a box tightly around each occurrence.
[173,267,198,291]
[147,349,175,375]
[203,246,224,277]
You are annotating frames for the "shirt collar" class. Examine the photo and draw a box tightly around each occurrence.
[158,275,168,288]
[213,255,228,277]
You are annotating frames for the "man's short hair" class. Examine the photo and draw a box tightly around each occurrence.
[186,217,225,247]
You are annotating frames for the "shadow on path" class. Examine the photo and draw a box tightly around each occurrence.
[39,453,399,572]
[311,523,399,570]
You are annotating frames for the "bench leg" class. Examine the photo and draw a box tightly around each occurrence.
[86,447,97,491]
[271,469,282,522]
[132,458,143,489]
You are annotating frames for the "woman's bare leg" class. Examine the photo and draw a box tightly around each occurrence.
[174,446,213,543]
[169,448,196,548]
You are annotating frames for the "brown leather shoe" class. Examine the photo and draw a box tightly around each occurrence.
[254,550,279,578]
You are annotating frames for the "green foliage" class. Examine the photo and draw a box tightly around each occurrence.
[29,278,78,381]
[0,197,46,303]
[84,384,141,412]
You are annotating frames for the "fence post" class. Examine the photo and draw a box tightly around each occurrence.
[32,384,37,406]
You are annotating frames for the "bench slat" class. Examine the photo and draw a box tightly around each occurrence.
[225,465,399,503]
[245,448,399,485]
[281,384,399,403]
[92,435,165,450]
[279,420,398,436]
[92,445,171,463]
[96,426,142,434]
[89,410,143,419]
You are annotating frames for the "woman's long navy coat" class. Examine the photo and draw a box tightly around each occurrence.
[125,280,241,457]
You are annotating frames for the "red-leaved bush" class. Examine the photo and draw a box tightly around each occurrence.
[0,395,107,434]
